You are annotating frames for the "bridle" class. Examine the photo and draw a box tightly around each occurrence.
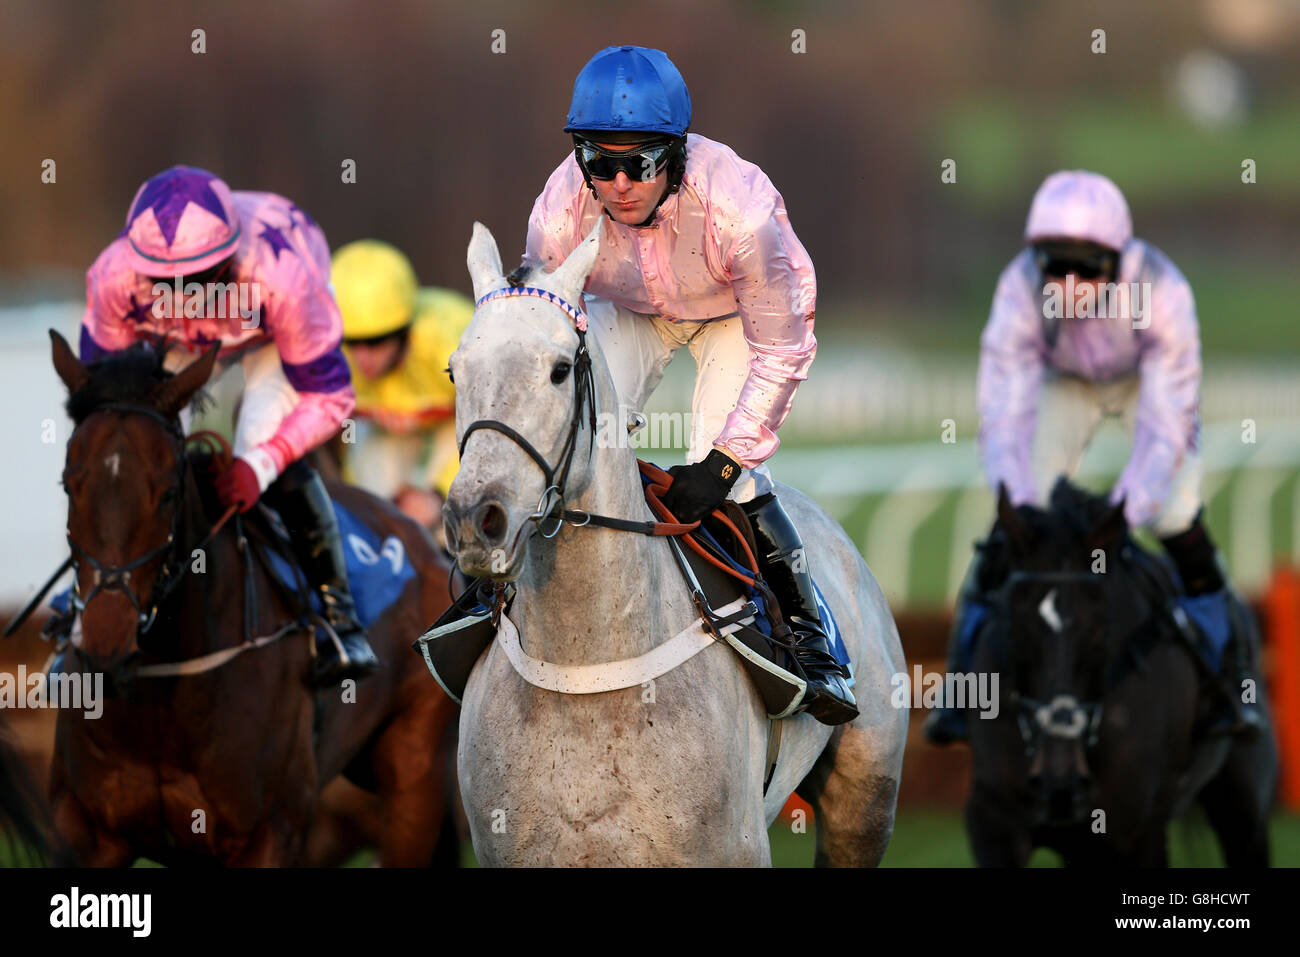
[447,282,735,623]
[456,284,698,548]
[992,568,1108,755]
[457,285,598,541]
[65,403,234,634]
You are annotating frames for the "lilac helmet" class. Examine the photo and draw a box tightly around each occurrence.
[123,165,240,276]
[1024,170,1132,252]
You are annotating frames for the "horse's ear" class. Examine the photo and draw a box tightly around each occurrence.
[153,345,219,416]
[1086,498,1128,552]
[547,218,603,301]
[50,329,90,395]
[467,221,505,302]
[996,482,1034,554]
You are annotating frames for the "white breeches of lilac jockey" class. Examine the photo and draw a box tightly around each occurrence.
[1030,372,1201,537]
[166,343,300,465]
[583,295,775,504]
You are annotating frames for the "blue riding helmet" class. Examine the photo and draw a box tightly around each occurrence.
[564,45,691,136]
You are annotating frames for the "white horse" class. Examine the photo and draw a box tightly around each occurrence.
[445,219,907,866]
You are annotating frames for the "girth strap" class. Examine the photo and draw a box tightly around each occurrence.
[494,596,754,695]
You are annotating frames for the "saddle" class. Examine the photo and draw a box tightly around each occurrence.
[414,462,838,718]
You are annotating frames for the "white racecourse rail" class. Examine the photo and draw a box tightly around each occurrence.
[2,304,1298,609]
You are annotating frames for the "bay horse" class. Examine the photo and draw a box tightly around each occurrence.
[966,480,1278,866]
[444,221,908,866]
[46,331,459,866]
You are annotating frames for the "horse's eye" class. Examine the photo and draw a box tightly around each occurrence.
[161,487,178,506]
[551,361,572,385]
[445,366,454,385]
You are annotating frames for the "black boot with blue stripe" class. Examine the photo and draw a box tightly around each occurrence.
[1161,516,1265,737]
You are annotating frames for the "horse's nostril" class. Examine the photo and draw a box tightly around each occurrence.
[478,503,508,545]
[442,504,461,551]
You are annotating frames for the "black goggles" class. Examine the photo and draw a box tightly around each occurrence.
[1033,243,1119,281]
[573,138,674,182]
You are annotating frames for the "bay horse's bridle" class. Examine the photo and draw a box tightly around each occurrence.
[65,402,234,634]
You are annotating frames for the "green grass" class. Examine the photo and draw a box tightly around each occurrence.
[359,807,1300,867]
[6,808,1296,867]
[771,808,1300,867]
[932,98,1300,210]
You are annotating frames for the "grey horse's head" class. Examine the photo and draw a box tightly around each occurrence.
[444,219,604,579]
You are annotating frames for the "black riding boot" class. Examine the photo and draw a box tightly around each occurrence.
[1160,515,1264,736]
[265,462,379,687]
[924,537,1005,745]
[742,493,858,725]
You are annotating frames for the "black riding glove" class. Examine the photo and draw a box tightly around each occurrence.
[661,449,741,523]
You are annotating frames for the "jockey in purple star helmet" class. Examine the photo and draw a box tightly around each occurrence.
[72,164,378,686]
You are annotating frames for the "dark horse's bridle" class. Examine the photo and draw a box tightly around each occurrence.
[3,402,235,641]
[992,568,1108,755]
[62,403,238,638]
[64,403,189,633]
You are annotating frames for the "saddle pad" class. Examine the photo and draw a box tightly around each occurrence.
[44,500,413,634]
[260,499,416,627]
[812,578,853,684]
[643,466,853,683]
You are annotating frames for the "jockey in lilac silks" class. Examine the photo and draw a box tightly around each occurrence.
[73,165,378,686]
[925,170,1263,743]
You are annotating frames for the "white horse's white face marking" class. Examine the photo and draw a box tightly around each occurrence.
[1038,588,1063,634]
[104,452,121,479]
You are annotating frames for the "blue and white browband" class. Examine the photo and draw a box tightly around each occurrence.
[475,285,588,332]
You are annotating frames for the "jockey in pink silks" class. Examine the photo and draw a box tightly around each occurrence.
[447,45,855,724]
[72,165,377,686]
[926,170,1263,743]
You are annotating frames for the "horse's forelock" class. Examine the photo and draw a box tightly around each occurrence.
[65,342,208,426]
[506,264,532,288]
[1046,478,1112,538]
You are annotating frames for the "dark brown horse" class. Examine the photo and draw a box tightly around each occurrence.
[966,481,1277,866]
[46,331,458,866]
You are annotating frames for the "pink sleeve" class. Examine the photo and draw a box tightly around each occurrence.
[714,177,818,468]
[522,157,584,275]
[977,258,1046,505]
[1111,262,1201,527]
[250,276,355,482]
[79,249,139,361]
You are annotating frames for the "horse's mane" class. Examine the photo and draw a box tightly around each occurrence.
[65,342,210,426]
[505,264,533,288]
[1045,477,1116,537]
[983,478,1135,585]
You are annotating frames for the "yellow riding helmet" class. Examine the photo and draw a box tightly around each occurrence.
[331,240,419,341]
